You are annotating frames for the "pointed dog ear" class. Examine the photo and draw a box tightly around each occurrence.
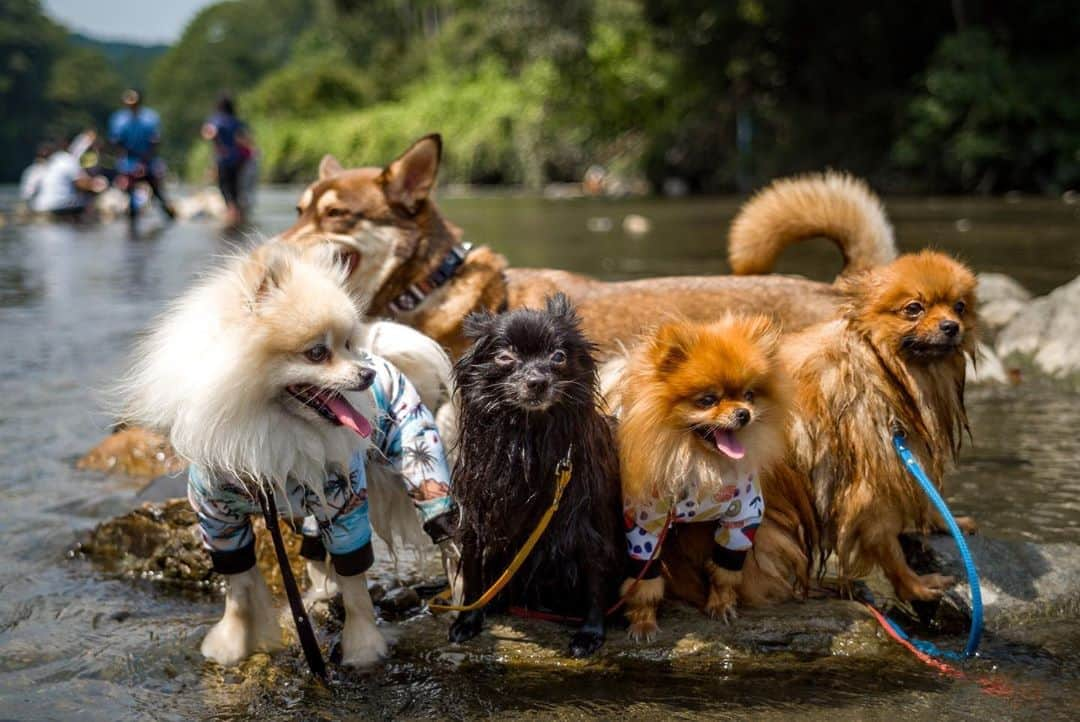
[462,309,495,341]
[545,292,573,318]
[243,246,292,305]
[651,322,691,374]
[319,154,343,180]
[380,134,442,214]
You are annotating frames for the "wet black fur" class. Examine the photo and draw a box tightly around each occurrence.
[448,294,623,657]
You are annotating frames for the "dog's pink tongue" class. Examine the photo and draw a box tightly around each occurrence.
[713,429,745,459]
[325,394,372,438]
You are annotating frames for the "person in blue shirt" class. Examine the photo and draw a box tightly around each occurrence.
[201,95,254,227]
[108,89,176,224]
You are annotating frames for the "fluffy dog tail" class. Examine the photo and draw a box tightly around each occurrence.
[359,321,452,565]
[360,320,452,411]
[366,465,430,568]
[728,171,896,279]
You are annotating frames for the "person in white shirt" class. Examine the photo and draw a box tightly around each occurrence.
[25,132,106,218]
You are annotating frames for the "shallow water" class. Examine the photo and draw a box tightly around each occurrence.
[0,186,1078,720]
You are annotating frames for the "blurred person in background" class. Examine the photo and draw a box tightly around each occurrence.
[20,131,107,220]
[201,94,254,227]
[109,88,176,225]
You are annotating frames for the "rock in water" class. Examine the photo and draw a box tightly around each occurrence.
[77,427,183,478]
[74,499,304,594]
[977,272,1032,341]
[997,275,1080,380]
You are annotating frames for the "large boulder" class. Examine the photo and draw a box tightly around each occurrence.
[996,275,1080,380]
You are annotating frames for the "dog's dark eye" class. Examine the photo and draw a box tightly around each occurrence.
[903,301,925,317]
[696,394,718,409]
[954,301,967,316]
[743,389,755,403]
[305,344,331,363]
[551,350,567,365]
[325,206,350,219]
[495,350,517,366]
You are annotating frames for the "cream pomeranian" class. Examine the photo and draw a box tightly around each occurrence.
[119,243,454,668]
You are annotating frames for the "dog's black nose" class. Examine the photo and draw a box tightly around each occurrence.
[524,374,549,393]
[354,367,376,390]
[734,408,751,427]
[939,320,960,337]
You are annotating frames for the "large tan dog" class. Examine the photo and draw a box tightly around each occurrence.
[277,135,896,358]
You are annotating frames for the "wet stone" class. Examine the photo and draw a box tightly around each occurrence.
[377,586,421,617]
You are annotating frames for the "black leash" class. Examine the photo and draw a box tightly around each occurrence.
[257,488,328,682]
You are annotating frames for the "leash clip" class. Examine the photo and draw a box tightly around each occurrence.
[556,444,573,476]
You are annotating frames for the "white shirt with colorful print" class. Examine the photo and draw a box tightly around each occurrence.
[624,470,764,571]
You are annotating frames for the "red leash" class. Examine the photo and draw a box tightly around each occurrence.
[862,602,1014,697]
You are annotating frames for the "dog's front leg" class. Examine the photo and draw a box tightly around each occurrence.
[704,561,741,624]
[622,576,664,642]
[448,533,485,643]
[201,567,283,665]
[339,572,388,667]
[568,565,606,658]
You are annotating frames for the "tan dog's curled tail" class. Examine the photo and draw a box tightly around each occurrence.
[728,171,897,279]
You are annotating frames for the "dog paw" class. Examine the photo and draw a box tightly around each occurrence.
[705,584,738,624]
[201,615,282,666]
[627,619,659,642]
[340,621,388,668]
[706,603,738,625]
[567,630,604,658]
[953,516,979,535]
[901,573,956,602]
[449,611,484,643]
[341,640,388,668]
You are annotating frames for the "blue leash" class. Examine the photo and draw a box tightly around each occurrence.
[890,432,983,658]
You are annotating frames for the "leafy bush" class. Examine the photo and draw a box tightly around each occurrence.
[241,50,375,118]
[240,59,546,185]
[894,29,1080,193]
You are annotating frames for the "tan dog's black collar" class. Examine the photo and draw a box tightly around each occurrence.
[388,242,472,314]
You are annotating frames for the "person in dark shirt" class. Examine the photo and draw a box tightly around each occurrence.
[201,95,254,227]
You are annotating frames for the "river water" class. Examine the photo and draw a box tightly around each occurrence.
[0,187,1077,720]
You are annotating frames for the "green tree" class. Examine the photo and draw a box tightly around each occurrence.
[0,0,65,179]
[45,46,125,140]
[149,0,316,162]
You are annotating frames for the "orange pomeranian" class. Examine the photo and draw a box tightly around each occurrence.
[603,315,817,640]
[781,250,978,602]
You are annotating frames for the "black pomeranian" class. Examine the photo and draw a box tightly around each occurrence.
[448,294,623,657]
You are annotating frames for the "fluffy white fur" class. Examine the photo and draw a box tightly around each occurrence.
[358,319,451,412]
[359,319,454,562]
[119,246,446,668]
[201,567,283,665]
[119,248,372,492]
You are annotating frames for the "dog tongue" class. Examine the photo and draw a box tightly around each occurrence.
[712,429,745,459]
[324,394,372,438]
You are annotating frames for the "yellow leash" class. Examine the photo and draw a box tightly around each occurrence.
[428,447,573,613]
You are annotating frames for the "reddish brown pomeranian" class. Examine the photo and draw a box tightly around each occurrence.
[781,250,978,601]
[602,315,817,640]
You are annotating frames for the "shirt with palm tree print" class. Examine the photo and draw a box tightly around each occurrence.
[187,354,452,564]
